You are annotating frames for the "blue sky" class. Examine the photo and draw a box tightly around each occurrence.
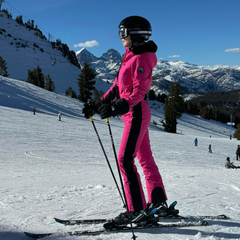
[2,0,240,66]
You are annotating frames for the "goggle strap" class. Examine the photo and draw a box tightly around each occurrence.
[129,30,152,35]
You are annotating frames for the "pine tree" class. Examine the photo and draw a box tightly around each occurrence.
[148,89,156,100]
[233,123,240,140]
[15,15,23,25]
[164,97,177,133]
[77,62,96,102]
[45,74,55,92]
[93,89,104,101]
[66,87,77,98]
[164,82,185,133]
[31,19,34,29]
[27,65,44,88]
[0,56,9,77]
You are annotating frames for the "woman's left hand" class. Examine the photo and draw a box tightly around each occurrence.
[98,98,129,119]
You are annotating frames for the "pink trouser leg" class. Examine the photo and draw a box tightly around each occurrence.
[136,130,167,204]
[118,102,167,212]
[118,115,147,212]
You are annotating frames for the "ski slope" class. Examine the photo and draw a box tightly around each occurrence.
[0,76,240,240]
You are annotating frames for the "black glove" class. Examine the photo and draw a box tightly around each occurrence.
[98,98,129,119]
[82,100,101,119]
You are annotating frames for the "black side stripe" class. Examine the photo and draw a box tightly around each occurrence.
[122,102,143,211]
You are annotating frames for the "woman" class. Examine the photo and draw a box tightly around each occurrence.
[83,16,168,225]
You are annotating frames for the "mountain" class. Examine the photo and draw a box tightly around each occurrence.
[76,48,98,66]
[75,48,122,93]
[152,61,240,94]
[76,50,240,95]
[100,48,122,61]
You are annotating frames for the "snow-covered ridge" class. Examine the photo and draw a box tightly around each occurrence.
[76,50,240,94]
[0,12,80,94]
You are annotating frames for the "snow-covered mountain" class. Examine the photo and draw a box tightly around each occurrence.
[100,48,122,62]
[1,10,240,97]
[75,48,122,93]
[152,61,240,94]
[76,48,98,66]
[76,48,240,94]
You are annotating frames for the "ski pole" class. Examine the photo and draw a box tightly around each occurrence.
[106,118,127,205]
[106,118,137,240]
[89,117,125,207]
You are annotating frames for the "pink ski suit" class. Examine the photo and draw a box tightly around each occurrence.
[102,41,167,212]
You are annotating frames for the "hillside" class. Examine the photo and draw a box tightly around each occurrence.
[0,11,80,94]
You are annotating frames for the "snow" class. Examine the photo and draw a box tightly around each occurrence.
[75,48,86,55]
[1,75,240,240]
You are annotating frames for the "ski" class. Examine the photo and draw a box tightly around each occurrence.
[54,214,227,225]
[24,220,208,239]
[184,214,227,220]
[54,217,108,225]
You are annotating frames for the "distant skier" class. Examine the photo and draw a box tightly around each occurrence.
[33,107,36,115]
[194,138,198,147]
[225,157,240,169]
[58,112,61,121]
[236,145,240,160]
[208,144,212,153]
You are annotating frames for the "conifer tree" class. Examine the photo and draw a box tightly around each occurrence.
[233,124,240,140]
[27,65,44,88]
[93,88,104,101]
[164,97,177,133]
[66,87,77,98]
[77,62,96,102]
[164,82,185,133]
[148,89,156,100]
[0,56,9,77]
[15,15,23,25]
[45,74,55,92]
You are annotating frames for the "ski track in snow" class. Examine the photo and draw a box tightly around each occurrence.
[0,77,240,239]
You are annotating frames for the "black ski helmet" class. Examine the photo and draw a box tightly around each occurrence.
[226,157,230,161]
[118,16,152,43]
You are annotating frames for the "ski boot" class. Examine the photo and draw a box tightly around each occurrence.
[103,211,144,229]
[156,201,179,217]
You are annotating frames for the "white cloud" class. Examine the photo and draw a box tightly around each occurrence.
[168,55,180,58]
[224,48,240,52]
[74,40,99,48]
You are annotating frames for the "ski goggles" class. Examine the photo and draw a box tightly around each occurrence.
[118,27,129,39]
[119,27,152,39]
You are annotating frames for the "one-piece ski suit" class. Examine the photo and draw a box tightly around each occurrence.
[102,41,167,212]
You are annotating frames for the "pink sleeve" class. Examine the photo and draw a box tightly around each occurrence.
[126,55,151,108]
